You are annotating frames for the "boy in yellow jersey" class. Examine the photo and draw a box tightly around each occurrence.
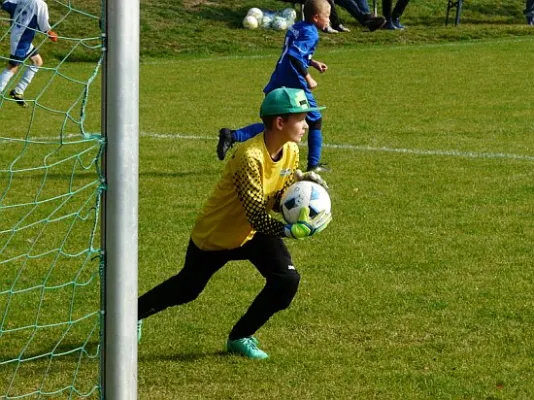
[138,87,332,360]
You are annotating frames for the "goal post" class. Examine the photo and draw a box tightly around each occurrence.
[102,0,140,398]
[0,0,139,397]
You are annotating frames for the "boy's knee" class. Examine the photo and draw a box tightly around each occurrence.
[271,271,301,310]
[31,55,43,67]
[307,117,322,131]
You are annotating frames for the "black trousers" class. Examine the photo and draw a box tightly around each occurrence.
[382,0,410,21]
[138,233,301,340]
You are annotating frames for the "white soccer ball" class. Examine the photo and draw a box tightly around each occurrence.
[247,7,263,21]
[281,181,331,224]
[243,15,259,30]
[272,16,288,31]
[261,15,273,29]
[280,8,297,21]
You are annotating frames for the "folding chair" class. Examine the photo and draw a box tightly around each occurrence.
[445,0,464,25]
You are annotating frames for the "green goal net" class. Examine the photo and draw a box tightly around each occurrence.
[0,0,104,398]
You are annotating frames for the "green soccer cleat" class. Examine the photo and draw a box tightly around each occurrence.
[9,90,27,108]
[226,337,269,360]
[137,320,143,343]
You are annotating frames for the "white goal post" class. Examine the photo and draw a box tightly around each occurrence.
[102,0,140,398]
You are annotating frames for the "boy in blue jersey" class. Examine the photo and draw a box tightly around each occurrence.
[0,0,58,107]
[138,88,332,360]
[217,0,332,173]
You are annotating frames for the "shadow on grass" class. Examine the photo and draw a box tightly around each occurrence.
[195,5,251,29]
[139,350,228,362]
[0,340,100,363]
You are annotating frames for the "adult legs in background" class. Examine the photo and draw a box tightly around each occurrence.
[336,0,386,31]
[525,0,534,24]
[382,0,395,29]
[324,0,351,32]
[392,0,410,28]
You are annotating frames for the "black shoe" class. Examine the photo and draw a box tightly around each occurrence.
[364,15,386,32]
[383,21,398,30]
[307,163,331,173]
[392,17,406,29]
[9,90,27,108]
[217,128,235,161]
[527,15,534,25]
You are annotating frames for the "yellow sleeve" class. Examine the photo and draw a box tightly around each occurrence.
[232,153,287,237]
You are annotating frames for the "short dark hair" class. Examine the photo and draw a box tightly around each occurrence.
[303,0,329,22]
[261,114,290,130]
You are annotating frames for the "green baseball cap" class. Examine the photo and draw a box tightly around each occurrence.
[260,87,326,117]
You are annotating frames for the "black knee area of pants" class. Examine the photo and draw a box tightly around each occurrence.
[164,273,204,306]
[269,271,301,311]
[307,118,322,131]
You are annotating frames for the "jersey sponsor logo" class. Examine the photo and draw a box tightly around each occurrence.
[280,168,292,176]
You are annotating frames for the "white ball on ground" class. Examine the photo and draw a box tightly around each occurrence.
[272,16,288,31]
[243,15,259,29]
[247,7,263,21]
[261,15,273,29]
[280,8,297,21]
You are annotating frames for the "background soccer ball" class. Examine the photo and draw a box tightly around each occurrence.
[280,8,297,21]
[247,7,263,21]
[281,181,331,224]
[261,15,273,29]
[243,15,259,29]
[272,16,288,31]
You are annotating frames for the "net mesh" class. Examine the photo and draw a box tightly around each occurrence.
[0,0,103,398]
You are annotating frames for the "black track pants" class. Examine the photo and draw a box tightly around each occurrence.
[138,233,301,340]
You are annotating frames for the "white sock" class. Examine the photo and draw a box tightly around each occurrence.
[14,65,39,95]
[0,68,15,93]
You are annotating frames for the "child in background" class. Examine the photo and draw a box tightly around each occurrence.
[0,0,58,107]
[217,0,332,173]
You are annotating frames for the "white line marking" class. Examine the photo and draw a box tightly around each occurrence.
[139,37,534,65]
[139,132,534,162]
[6,132,533,162]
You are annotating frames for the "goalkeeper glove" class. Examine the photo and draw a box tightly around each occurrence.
[295,169,328,190]
[284,207,332,239]
[48,31,58,42]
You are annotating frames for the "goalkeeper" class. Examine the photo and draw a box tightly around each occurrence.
[0,0,58,107]
[138,87,332,360]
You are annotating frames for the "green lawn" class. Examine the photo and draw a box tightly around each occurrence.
[1,32,534,400]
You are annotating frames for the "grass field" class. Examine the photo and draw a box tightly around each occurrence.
[134,39,534,399]
[1,12,534,400]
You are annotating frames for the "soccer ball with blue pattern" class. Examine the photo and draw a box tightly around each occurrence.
[281,181,331,224]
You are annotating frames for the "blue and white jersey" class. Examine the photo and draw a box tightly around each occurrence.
[264,21,319,94]
[2,0,51,58]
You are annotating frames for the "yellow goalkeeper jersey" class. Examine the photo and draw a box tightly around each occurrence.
[191,133,298,251]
